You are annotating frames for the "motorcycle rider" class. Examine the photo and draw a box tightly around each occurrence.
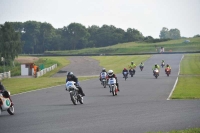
[152,63,160,76]
[107,70,120,92]
[122,68,128,78]
[66,72,85,96]
[0,81,14,106]
[161,60,165,66]
[165,64,171,74]
[99,68,107,83]
[139,62,144,68]
[128,61,136,74]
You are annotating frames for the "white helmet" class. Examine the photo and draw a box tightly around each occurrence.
[108,70,114,76]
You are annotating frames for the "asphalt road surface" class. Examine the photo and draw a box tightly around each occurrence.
[1,54,200,133]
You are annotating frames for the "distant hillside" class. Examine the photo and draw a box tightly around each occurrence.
[45,37,200,55]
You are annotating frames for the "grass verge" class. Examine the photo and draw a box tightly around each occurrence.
[92,55,151,74]
[171,54,200,99]
[1,56,96,95]
[2,76,97,95]
[147,128,200,133]
[45,37,200,55]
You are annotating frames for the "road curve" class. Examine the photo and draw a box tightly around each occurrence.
[0,54,200,133]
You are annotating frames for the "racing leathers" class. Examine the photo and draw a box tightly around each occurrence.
[0,83,13,106]
[66,75,85,96]
[128,63,136,74]
[122,68,128,78]
[152,65,160,75]
[107,74,120,92]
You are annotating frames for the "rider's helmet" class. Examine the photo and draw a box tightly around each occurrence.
[131,61,133,64]
[67,72,74,79]
[124,68,126,70]
[166,64,169,67]
[102,68,106,72]
[108,70,114,76]
[155,63,157,67]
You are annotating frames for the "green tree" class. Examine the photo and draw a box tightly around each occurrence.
[124,28,144,42]
[169,28,181,39]
[22,21,41,54]
[0,22,23,65]
[65,23,90,50]
[159,27,170,39]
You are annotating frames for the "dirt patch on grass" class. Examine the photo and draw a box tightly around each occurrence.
[15,57,39,64]
[53,56,103,77]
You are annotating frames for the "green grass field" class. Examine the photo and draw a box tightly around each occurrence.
[2,76,96,95]
[147,128,200,133]
[171,54,200,99]
[45,37,200,55]
[92,55,150,73]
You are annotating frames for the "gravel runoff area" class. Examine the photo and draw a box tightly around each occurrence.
[52,56,103,77]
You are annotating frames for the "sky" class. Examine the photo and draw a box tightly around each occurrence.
[0,0,200,38]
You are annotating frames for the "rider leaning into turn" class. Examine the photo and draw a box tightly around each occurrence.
[128,61,136,74]
[99,68,107,82]
[107,70,120,92]
[0,81,14,106]
[66,72,85,96]
[165,64,172,74]
[122,68,128,78]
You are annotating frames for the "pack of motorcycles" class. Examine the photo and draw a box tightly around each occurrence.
[0,62,170,115]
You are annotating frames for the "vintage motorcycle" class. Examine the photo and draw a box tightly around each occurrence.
[0,91,14,115]
[123,71,128,81]
[153,68,159,79]
[140,65,144,71]
[129,69,135,77]
[65,81,83,105]
[161,62,165,68]
[108,78,118,96]
[100,72,107,88]
[165,67,171,76]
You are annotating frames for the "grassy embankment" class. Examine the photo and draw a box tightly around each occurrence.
[92,55,150,74]
[45,37,200,55]
[171,53,200,99]
[147,128,200,133]
[1,56,96,94]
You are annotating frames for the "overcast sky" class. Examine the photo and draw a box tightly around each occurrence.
[0,0,199,38]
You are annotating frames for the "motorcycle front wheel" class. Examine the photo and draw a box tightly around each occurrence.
[112,86,116,96]
[79,96,84,104]
[70,93,77,105]
[7,106,14,115]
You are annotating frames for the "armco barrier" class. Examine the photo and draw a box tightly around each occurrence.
[0,71,11,80]
[36,64,57,78]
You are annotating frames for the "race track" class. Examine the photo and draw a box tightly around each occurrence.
[0,54,200,133]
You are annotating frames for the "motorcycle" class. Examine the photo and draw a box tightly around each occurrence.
[65,81,83,105]
[0,91,14,115]
[140,66,144,71]
[165,67,170,76]
[123,71,128,81]
[161,62,165,68]
[100,72,107,88]
[108,78,118,96]
[129,69,135,77]
[153,68,159,79]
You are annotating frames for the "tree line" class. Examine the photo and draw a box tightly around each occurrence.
[2,21,183,55]
[1,21,190,65]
